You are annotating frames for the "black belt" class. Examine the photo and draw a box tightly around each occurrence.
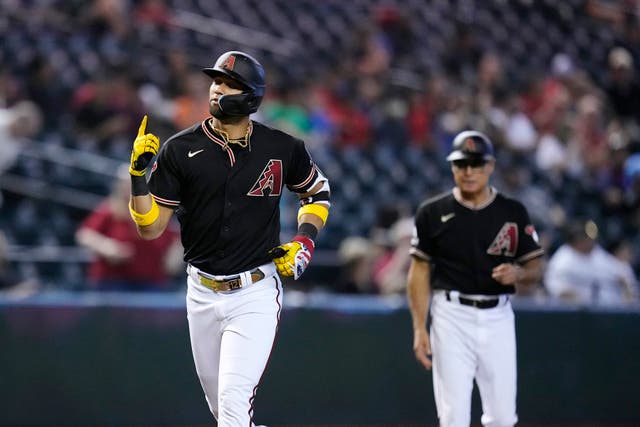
[445,290,500,309]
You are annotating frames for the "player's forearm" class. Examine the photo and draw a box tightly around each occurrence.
[408,283,430,329]
[406,259,431,330]
[130,194,162,239]
[515,257,544,291]
[298,212,325,234]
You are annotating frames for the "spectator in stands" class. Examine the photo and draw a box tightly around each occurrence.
[336,236,376,294]
[132,0,173,30]
[570,93,609,180]
[544,219,639,305]
[603,46,640,128]
[608,239,639,301]
[0,100,43,176]
[0,98,43,213]
[79,0,129,40]
[76,166,183,291]
[171,71,211,131]
[442,20,484,86]
[0,230,40,298]
[71,77,127,149]
[373,216,414,294]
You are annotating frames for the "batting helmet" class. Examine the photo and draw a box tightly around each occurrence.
[202,51,266,116]
[446,130,495,162]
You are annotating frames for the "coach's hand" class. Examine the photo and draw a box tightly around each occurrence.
[130,115,160,176]
[413,328,432,370]
[268,235,314,280]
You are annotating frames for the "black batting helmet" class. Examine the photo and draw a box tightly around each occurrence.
[446,130,495,162]
[202,51,266,116]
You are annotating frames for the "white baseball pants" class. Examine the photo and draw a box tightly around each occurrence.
[430,290,518,427]
[186,263,282,427]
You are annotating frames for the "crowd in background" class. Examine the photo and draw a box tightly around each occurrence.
[0,0,639,306]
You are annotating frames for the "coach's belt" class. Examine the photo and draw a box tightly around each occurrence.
[188,265,265,292]
[445,290,502,309]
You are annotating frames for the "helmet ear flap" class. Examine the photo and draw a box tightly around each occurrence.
[218,92,261,116]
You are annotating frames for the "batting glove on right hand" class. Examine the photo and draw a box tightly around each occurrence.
[268,235,315,280]
[130,115,160,176]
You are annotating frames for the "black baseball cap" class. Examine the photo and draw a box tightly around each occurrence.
[446,130,496,162]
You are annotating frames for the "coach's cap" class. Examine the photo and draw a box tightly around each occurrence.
[446,130,496,162]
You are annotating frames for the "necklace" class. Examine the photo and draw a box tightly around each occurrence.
[210,119,253,149]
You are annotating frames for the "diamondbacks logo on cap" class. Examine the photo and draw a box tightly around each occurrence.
[487,222,518,257]
[463,138,476,152]
[248,159,282,196]
[221,55,236,71]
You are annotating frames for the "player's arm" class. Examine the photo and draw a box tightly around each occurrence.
[270,170,330,280]
[406,256,432,370]
[492,256,544,292]
[128,115,174,240]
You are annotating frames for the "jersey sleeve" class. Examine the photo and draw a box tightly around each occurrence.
[409,203,432,262]
[285,139,320,194]
[514,201,545,263]
[148,141,181,208]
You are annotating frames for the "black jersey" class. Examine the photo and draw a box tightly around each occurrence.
[410,188,544,295]
[148,118,319,275]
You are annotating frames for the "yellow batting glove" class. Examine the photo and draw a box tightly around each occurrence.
[268,236,315,280]
[130,115,160,176]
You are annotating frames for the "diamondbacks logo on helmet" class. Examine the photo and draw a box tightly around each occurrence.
[221,55,236,71]
[487,222,518,256]
[248,160,283,196]
[463,138,476,152]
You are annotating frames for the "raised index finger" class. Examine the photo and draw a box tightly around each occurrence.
[137,115,148,137]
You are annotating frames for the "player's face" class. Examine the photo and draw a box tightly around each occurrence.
[451,158,494,196]
[209,75,245,118]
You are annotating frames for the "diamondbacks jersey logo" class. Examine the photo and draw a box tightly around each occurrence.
[248,160,283,196]
[221,55,236,71]
[487,222,518,256]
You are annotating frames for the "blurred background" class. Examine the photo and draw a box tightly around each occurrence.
[1,0,639,426]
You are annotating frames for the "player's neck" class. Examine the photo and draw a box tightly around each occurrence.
[210,116,251,140]
[455,186,493,207]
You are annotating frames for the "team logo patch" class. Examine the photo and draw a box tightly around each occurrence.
[221,55,236,71]
[525,224,540,244]
[247,160,283,196]
[487,222,518,257]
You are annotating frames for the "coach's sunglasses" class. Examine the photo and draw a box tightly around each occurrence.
[452,158,488,169]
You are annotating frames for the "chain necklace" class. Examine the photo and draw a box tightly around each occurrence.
[210,119,253,150]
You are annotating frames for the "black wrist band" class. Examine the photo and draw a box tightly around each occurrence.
[297,222,318,240]
[131,175,150,196]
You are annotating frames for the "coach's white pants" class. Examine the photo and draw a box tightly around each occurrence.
[430,291,518,427]
[186,265,282,427]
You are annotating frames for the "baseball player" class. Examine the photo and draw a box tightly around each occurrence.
[127,51,330,426]
[406,130,544,427]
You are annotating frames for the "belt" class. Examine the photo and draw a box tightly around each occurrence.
[445,290,501,309]
[188,265,265,292]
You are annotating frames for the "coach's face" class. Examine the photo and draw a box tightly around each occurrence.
[451,157,494,196]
